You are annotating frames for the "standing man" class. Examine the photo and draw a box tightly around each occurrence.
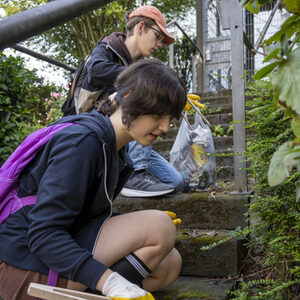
[74,6,184,197]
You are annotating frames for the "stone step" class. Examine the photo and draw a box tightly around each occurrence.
[153,276,234,300]
[114,192,249,230]
[200,94,232,106]
[176,229,246,278]
[205,113,232,125]
[203,103,233,114]
[199,89,232,99]
[217,166,234,180]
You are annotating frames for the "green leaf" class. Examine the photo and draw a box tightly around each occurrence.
[0,83,8,90]
[271,48,300,115]
[291,118,300,139]
[263,48,280,63]
[268,142,292,186]
[265,15,300,45]
[268,142,300,187]
[253,61,280,80]
[245,1,261,13]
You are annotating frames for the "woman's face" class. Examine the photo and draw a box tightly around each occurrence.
[138,24,164,57]
[129,114,170,146]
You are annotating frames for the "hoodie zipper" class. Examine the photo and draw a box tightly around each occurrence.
[92,144,112,254]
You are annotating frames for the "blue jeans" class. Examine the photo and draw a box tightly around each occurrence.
[128,141,183,190]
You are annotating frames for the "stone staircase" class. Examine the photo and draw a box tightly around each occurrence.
[114,90,251,299]
[114,193,249,300]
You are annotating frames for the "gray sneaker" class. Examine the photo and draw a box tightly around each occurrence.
[121,170,175,197]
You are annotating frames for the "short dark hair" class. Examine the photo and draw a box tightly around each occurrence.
[98,59,186,129]
[124,12,157,36]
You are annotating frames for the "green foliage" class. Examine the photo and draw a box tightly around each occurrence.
[240,0,300,15]
[200,226,251,251]
[173,35,196,91]
[201,104,222,115]
[272,48,300,115]
[213,124,225,137]
[204,77,300,299]
[268,141,300,188]
[231,278,300,300]
[245,79,295,191]
[0,52,65,166]
[227,124,234,135]
[233,78,300,299]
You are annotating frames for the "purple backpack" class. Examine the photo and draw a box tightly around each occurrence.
[0,122,74,287]
[0,122,74,225]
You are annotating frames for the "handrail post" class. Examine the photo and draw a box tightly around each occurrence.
[217,0,248,193]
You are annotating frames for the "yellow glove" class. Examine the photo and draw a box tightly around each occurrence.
[184,93,205,111]
[164,211,181,228]
[111,293,154,300]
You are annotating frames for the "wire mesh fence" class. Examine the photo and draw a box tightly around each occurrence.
[204,0,289,91]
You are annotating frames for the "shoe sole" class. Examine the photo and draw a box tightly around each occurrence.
[120,188,174,198]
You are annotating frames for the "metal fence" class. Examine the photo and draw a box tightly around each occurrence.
[202,0,288,91]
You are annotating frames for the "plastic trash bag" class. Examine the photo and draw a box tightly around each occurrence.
[170,111,216,191]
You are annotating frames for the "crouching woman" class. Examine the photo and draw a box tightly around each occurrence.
[0,58,186,300]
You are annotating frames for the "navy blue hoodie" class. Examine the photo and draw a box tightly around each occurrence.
[81,32,132,99]
[0,111,133,290]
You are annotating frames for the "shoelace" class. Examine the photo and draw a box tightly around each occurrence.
[136,172,160,185]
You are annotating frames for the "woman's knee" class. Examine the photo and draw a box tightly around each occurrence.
[149,210,176,250]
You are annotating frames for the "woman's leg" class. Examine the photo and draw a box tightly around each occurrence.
[142,248,181,291]
[67,210,181,291]
[93,210,180,291]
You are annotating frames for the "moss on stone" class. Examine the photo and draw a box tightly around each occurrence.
[154,290,216,300]
[176,231,228,245]
[176,291,215,299]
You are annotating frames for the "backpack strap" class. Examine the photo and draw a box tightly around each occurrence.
[10,195,37,216]
[47,269,59,287]
[69,56,90,107]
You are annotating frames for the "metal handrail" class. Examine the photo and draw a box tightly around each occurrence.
[11,45,76,72]
[167,20,203,61]
[0,0,112,51]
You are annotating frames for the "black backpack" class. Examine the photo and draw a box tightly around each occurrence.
[61,55,90,116]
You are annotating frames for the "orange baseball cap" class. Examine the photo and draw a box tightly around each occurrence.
[129,6,174,46]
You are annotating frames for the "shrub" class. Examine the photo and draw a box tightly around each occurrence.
[230,78,300,299]
[0,52,65,166]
